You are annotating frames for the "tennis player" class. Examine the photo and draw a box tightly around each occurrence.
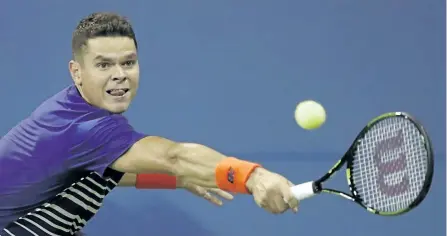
[0,12,299,235]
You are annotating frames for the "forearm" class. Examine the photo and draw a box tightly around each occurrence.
[119,142,226,188]
[169,143,228,188]
[111,136,260,193]
[112,137,226,179]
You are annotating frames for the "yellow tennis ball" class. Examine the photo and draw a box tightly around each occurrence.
[294,100,326,130]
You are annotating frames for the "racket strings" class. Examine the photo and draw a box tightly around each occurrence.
[351,117,428,213]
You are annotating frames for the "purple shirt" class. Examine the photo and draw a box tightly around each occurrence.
[0,85,146,229]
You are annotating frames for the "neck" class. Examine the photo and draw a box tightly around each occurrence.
[75,84,91,104]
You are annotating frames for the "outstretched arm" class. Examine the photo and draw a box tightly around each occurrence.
[110,136,299,214]
[111,136,238,188]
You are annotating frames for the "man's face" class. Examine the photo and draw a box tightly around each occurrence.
[69,36,139,114]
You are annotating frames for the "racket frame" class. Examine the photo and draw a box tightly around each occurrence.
[307,112,434,216]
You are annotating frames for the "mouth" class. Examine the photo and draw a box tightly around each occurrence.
[106,88,129,97]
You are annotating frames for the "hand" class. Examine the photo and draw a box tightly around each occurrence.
[245,168,299,214]
[177,178,234,206]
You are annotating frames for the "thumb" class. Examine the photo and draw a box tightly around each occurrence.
[281,180,299,213]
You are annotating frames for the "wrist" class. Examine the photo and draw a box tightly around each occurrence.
[215,157,261,194]
[245,167,264,194]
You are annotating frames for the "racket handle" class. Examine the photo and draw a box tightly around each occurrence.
[290,181,319,201]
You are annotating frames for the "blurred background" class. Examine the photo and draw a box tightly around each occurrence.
[1,1,445,235]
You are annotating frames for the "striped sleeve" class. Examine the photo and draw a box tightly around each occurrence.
[1,169,121,236]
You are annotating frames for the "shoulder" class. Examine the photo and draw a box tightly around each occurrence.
[13,84,121,142]
[74,113,130,138]
[31,84,117,127]
[32,84,106,121]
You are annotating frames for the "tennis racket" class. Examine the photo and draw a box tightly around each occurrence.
[289,111,434,216]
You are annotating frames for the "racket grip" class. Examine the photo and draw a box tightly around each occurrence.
[290,181,319,201]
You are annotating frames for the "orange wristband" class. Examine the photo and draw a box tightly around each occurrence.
[215,157,261,194]
[136,173,177,189]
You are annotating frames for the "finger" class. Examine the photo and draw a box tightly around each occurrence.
[208,188,234,200]
[203,191,223,206]
[271,196,289,214]
[252,188,266,209]
[252,183,272,212]
[188,185,223,206]
[287,181,299,213]
[188,184,207,197]
[280,181,299,213]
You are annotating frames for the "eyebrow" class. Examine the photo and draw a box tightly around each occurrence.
[93,55,113,61]
[93,53,137,61]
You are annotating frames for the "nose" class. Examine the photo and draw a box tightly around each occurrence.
[112,67,127,82]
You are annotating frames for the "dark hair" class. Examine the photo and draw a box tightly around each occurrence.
[71,12,138,60]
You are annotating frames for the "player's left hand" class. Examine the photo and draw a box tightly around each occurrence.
[179,180,234,206]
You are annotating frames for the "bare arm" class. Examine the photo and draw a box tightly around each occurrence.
[110,136,229,189]
[111,136,299,213]
[118,173,137,187]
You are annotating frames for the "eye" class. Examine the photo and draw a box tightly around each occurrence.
[122,60,136,67]
[96,62,111,69]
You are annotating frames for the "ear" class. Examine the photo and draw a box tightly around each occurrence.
[69,60,82,86]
